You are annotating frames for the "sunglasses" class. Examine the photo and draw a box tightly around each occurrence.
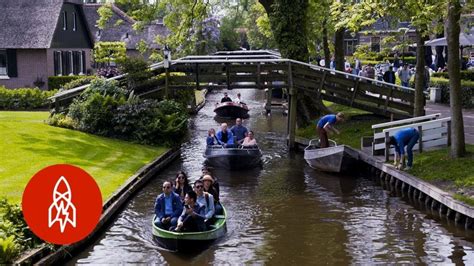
[163,186,171,189]
[178,176,184,179]
[195,185,203,188]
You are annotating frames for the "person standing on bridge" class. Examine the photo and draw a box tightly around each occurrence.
[386,127,420,171]
[315,112,345,148]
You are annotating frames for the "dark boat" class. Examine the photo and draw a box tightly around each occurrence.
[213,102,249,118]
[304,139,359,173]
[152,206,227,252]
[204,145,262,170]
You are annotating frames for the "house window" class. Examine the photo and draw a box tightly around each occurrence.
[371,37,381,52]
[54,51,62,76]
[0,50,7,76]
[63,11,67,30]
[73,12,77,31]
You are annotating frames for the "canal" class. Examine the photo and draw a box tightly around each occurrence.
[71,89,474,264]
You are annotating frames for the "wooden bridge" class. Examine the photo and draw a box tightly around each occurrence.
[50,50,417,148]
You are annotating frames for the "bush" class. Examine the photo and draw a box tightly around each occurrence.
[46,113,76,129]
[0,198,43,264]
[112,99,188,146]
[0,87,56,110]
[60,76,98,92]
[68,78,127,135]
[119,57,153,91]
[429,77,474,108]
[432,70,474,82]
[96,66,121,78]
[48,76,86,90]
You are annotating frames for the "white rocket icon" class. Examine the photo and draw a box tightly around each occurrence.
[48,176,76,233]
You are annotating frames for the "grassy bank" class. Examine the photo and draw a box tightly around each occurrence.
[407,145,474,205]
[297,102,388,148]
[0,111,168,203]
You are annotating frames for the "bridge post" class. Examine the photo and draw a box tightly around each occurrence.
[288,62,297,149]
[164,68,169,99]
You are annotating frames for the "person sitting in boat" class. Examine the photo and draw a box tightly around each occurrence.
[201,175,223,215]
[172,191,206,232]
[174,171,192,202]
[216,123,235,147]
[230,118,248,143]
[154,181,183,230]
[201,166,220,199]
[235,93,245,105]
[194,180,215,223]
[316,112,345,148]
[385,127,420,171]
[220,92,232,103]
[206,128,219,146]
[242,130,257,147]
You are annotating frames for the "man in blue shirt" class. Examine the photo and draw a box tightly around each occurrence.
[216,123,234,146]
[154,181,183,230]
[173,191,206,232]
[386,127,420,170]
[230,118,248,143]
[316,112,345,148]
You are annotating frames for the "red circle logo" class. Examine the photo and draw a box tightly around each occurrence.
[22,164,103,245]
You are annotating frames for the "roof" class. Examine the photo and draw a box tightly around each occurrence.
[82,4,168,50]
[0,0,66,48]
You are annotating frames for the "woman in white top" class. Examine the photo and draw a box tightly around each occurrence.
[242,131,257,146]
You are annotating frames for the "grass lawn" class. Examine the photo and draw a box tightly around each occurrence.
[297,101,388,148]
[407,145,474,205]
[0,111,168,204]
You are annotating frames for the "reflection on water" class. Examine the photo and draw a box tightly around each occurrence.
[71,89,474,265]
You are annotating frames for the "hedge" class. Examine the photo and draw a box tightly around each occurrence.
[0,86,57,110]
[48,76,94,90]
[430,77,474,108]
[432,71,474,82]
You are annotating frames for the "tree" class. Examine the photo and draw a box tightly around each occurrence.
[93,42,127,66]
[447,0,465,158]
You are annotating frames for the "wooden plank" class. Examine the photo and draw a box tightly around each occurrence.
[288,62,297,149]
[383,117,451,133]
[350,80,360,106]
[372,113,441,129]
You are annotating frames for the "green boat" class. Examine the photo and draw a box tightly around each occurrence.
[152,205,227,252]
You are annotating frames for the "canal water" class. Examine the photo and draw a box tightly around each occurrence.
[71,90,474,265]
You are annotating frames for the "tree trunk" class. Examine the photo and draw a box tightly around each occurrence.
[414,31,427,116]
[322,19,331,67]
[260,0,330,125]
[334,28,345,71]
[447,0,465,158]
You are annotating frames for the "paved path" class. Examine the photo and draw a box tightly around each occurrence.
[426,103,474,144]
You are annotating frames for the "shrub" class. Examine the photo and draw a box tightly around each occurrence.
[432,70,474,82]
[96,66,121,78]
[119,57,153,91]
[68,78,126,135]
[48,76,86,90]
[112,99,188,146]
[0,87,56,110]
[429,77,474,108]
[60,76,98,92]
[46,113,76,129]
[0,198,43,264]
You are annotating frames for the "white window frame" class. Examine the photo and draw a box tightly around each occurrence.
[58,51,63,76]
[0,49,8,78]
[73,12,77,31]
[79,51,84,75]
[69,51,74,75]
[63,11,67,31]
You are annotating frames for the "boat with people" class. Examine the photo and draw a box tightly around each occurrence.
[152,206,227,252]
[204,145,262,170]
[304,139,359,173]
[213,101,250,118]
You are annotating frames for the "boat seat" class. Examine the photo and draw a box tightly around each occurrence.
[214,215,225,219]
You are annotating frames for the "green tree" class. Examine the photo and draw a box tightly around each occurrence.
[93,42,127,66]
[447,0,465,158]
